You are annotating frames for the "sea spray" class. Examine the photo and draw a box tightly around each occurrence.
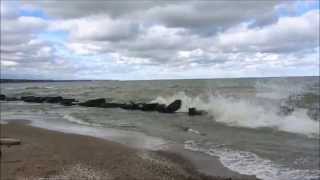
[152,91,319,137]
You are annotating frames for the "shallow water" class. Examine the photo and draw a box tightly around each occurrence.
[1,76,319,180]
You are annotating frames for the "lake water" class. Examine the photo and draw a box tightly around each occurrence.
[1,76,319,180]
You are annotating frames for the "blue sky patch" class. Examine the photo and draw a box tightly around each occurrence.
[19,8,49,19]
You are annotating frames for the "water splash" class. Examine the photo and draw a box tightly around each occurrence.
[153,91,319,138]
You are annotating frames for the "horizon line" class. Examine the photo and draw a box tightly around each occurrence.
[0,75,319,82]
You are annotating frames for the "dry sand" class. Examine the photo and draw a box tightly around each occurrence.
[0,120,258,180]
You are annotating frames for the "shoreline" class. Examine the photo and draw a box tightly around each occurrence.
[1,120,258,180]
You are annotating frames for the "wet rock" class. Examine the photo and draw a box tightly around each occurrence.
[119,103,134,110]
[130,102,143,110]
[188,108,203,116]
[120,102,142,110]
[165,100,182,113]
[60,98,77,106]
[101,102,123,108]
[79,98,106,107]
[141,103,160,111]
[155,104,167,113]
[5,97,19,101]
[21,96,46,103]
[44,96,63,103]
[0,94,6,100]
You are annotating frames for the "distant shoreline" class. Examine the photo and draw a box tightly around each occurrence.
[0,79,95,83]
[0,76,318,83]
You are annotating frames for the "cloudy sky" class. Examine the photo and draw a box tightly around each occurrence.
[1,0,319,80]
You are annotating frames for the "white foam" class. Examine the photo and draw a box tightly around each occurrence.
[184,140,320,180]
[63,114,101,127]
[153,92,319,138]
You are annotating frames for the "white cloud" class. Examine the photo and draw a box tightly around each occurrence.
[66,43,103,55]
[50,15,139,41]
[1,60,19,67]
[216,10,319,52]
[1,1,319,79]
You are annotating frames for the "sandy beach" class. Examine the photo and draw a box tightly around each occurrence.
[0,120,258,180]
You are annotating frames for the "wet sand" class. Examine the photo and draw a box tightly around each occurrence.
[0,120,258,180]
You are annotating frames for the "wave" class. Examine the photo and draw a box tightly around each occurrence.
[153,92,319,138]
[63,114,101,127]
[184,140,320,180]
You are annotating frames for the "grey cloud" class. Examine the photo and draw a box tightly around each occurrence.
[24,1,282,36]
[1,4,58,77]
[143,1,281,35]
[215,10,319,53]
[21,0,165,19]
[2,0,318,80]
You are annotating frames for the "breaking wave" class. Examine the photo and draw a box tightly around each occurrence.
[153,91,319,138]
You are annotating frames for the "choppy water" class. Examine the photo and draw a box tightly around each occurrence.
[1,77,319,180]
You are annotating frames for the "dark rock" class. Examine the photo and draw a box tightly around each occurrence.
[119,103,133,110]
[79,98,106,107]
[44,96,63,103]
[0,94,6,100]
[165,100,182,113]
[188,108,203,116]
[101,102,123,108]
[60,98,77,106]
[132,103,142,110]
[21,96,46,103]
[156,104,167,113]
[21,96,33,101]
[129,102,142,110]
[5,97,19,101]
[141,103,160,111]
[120,102,142,110]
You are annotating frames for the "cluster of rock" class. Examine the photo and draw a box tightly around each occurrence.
[0,94,205,115]
[77,98,182,113]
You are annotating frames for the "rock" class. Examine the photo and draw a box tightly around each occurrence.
[60,98,77,106]
[129,102,143,110]
[44,96,63,103]
[188,108,203,116]
[165,100,182,113]
[101,102,123,108]
[120,102,142,110]
[21,96,46,103]
[5,97,19,101]
[155,104,167,113]
[79,98,106,107]
[0,94,6,100]
[141,103,160,111]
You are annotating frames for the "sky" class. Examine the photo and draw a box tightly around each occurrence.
[1,0,319,80]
